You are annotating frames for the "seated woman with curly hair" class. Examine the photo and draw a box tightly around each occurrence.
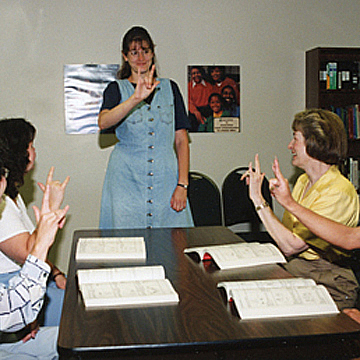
[0,118,70,326]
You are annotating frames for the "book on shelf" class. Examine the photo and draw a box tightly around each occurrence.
[326,62,337,90]
[330,104,360,140]
[77,265,179,309]
[348,105,354,139]
[351,61,359,90]
[184,242,286,270]
[217,278,339,320]
[319,60,359,91]
[75,236,146,262]
[348,157,359,190]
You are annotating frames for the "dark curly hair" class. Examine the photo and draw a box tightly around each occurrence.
[0,118,36,199]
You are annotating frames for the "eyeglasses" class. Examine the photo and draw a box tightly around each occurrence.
[128,48,152,59]
[0,168,9,179]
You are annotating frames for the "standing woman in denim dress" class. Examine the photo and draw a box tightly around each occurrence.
[98,26,193,229]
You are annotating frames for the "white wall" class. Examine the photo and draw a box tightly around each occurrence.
[1,0,360,271]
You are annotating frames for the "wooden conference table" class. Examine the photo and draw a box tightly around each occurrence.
[58,226,360,359]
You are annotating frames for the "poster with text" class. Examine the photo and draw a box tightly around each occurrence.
[187,65,240,133]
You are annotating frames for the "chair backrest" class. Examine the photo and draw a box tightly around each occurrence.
[188,171,223,226]
[222,167,272,232]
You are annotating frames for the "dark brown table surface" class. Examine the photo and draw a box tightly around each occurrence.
[58,227,360,359]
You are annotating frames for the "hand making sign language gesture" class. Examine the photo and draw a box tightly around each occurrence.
[37,166,70,289]
[37,166,70,213]
[132,65,160,102]
[97,66,160,130]
[32,184,69,259]
[240,153,266,207]
[269,157,293,208]
[241,154,309,257]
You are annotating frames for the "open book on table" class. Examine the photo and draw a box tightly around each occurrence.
[184,242,286,270]
[77,265,179,309]
[76,236,146,263]
[217,278,339,320]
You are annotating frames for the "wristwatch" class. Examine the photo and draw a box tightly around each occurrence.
[255,201,269,211]
[177,183,188,189]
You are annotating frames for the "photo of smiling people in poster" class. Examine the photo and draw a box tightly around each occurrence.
[187,65,240,133]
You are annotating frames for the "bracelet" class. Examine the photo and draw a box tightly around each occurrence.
[255,201,269,211]
[51,271,64,281]
[177,183,188,189]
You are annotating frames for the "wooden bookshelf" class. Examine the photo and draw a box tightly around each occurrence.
[306,47,360,158]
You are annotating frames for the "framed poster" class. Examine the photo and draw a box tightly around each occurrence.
[64,64,119,134]
[187,65,240,133]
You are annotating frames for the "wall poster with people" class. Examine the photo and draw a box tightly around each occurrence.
[187,65,240,133]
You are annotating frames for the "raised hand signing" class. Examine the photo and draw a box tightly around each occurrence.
[269,157,293,209]
[37,166,70,211]
[133,65,160,102]
[240,153,266,205]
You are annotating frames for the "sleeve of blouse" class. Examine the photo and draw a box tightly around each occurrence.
[100,81,121,111]
[0,196,32,244]
[170,80,191,131]
[0,255,50,332]
[99,81,122,133]
[287,180,359,244]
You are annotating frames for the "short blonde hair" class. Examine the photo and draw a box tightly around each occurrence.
[292,109,347,165]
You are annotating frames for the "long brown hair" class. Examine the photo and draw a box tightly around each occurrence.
[117,26,158,79]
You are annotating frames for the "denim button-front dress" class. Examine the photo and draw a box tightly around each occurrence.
[99,78,194,229]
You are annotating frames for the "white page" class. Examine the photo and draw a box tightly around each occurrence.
[218,278,317,301]
[210,243,286,269]
[76,237,146,262]
[184,242,263,259]
[185,242,286,269]
[80,278,179,309]
[231,284,339,319]
[77,265,165,285]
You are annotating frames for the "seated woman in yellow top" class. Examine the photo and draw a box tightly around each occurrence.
[269,156,360,250]
[270,157,360,322]
[243,109,359,310]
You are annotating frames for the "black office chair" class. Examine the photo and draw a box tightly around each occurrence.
[222,167,273,242]
[188,171,223,227]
